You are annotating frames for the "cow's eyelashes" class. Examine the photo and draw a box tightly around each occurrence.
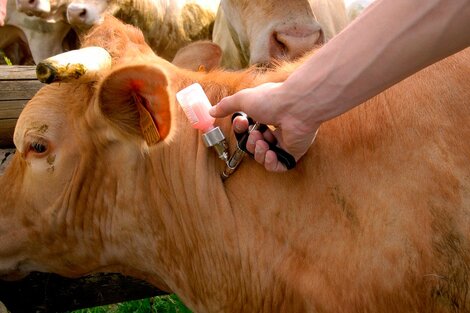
[29,141,48,154]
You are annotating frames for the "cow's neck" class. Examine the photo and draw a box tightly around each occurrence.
[136,125,246,311]
[75,107,243,309]
[118,104,293,311]
[117,70,301,310]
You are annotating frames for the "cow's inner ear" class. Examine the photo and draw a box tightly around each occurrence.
[97,64,171,144]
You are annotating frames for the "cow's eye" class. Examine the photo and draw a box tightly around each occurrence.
[30,141,48,154]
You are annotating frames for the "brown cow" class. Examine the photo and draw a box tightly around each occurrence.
[0,16,469,313]
[0,24,33,64]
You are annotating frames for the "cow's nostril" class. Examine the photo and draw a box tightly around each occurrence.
[271,31,288,56]
[67,4,90,24]
[79,8,87,18]
[269,24,323,61]
[28,0,35,5]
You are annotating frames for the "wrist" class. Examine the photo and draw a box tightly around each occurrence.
[273,80,325,136]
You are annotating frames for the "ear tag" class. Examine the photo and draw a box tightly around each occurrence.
[134,94,161,145]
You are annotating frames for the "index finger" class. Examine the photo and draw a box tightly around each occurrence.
[209,94,245,118]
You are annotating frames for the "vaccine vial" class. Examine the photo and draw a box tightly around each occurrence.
[176,83,228,162]
[176,83,215,132]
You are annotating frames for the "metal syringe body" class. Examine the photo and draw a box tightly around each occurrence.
[176,83,229,163]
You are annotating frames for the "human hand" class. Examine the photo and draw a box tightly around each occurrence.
[209,82,319,172]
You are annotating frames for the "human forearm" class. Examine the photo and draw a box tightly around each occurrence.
[282,0,470,126]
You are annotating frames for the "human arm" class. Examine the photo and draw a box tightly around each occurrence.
[209,0,470,172]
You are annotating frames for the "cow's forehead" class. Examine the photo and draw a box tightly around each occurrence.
[13,83,94,150]
[27,83,93,115]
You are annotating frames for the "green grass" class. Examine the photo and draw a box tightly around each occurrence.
[0,49,12,65]
[70,295,192,313]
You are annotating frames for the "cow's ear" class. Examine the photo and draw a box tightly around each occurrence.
[172,41,222,71]
[97,64,171,144]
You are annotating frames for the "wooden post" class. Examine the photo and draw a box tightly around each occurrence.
[0,65,43,148]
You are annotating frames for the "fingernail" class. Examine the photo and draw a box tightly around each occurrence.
[265,152,275,165]
[208,106,216,115]
[234,124,241,132]
[255,142,262,155]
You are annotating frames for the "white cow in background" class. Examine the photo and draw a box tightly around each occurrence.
[1,0,76,64]
[344,0,375,21]
[212,0,350,69]
[15,0,68,22]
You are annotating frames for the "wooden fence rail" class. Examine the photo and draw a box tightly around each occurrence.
[0,272,164,313]
[0,66,164,312]
[0,65,42,148]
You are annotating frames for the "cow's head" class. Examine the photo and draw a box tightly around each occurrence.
[66,0,115,30]
[16,0,51,16]
[16,0,69,22]
[214,0,323,68]
[0,16,226,289]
